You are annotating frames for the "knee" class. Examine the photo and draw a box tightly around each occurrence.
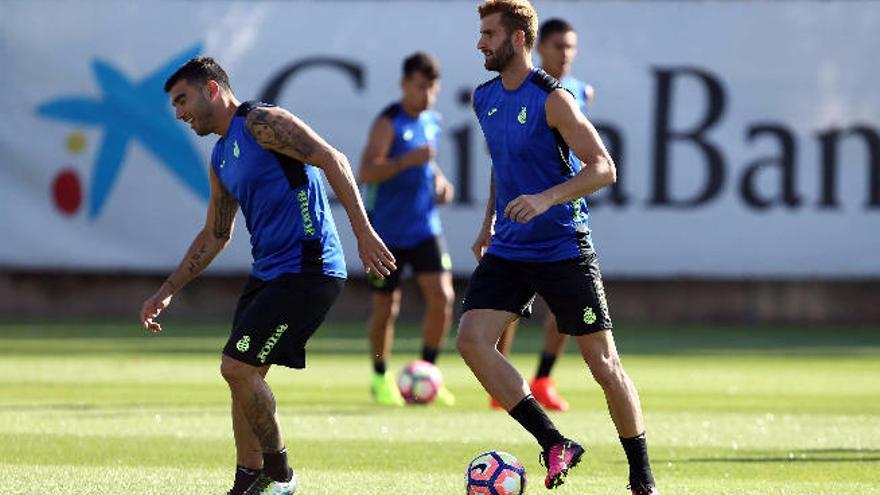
[590,356,627,390]
[389,298,401,319]
[426,285,455,311]
[372,294,400,322]
[455,325,485,358]
[220,356,255,384]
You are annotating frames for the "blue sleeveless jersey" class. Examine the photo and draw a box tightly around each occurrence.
[473,69,591,262]
[365,103,442,249]
[210,101,346,280]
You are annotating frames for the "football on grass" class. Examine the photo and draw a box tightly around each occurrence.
[397,359,443,404]
[466,450,526,495]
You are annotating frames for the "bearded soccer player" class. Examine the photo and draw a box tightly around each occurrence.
[140,57,395,495]
[457,2,658,493]
[358,52,457,406]
[494,17,597,413]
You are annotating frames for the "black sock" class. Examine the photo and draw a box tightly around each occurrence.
[263,448,293,482]
[373,360,386,375]
[620,432,655,487]
[231,465,261,494]
[535,352,557,378]
[508,395,565,450]
[421,346,439,364]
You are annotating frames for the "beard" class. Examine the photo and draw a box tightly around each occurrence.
[484,37,515,72]
[191,96,215,136]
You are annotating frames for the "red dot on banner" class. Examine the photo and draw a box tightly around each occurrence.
[52,169,82,215]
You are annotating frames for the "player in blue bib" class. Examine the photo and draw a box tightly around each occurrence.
[494,18,598,413]
[458,3,658,494]
[139,57,395,495]
[358,53,457,407]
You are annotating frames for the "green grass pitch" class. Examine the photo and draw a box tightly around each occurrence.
[0,321,878,494]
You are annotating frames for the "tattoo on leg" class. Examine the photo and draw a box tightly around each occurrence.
[247,388,281,451]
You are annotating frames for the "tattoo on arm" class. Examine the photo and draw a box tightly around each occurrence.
[186,244,208,274]
[213,187,237,240]
[247,108,315,160]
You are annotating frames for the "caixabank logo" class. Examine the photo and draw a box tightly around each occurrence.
[36,44,209,218]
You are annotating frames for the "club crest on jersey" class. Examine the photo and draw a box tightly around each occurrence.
[233,140,240,158]
[402,129,414,141]
[517,106,527,124]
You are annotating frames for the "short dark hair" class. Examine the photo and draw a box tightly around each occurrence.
[538,18,576,43]
[163,56,232,93]
[402,52,440,80]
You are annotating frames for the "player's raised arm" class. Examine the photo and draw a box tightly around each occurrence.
[245,106,396,278]
[140,168,239,332]
[503,89,615,224]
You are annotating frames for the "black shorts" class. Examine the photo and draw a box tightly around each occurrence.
[461,252,612,336]
[368,235,451,293]
[223,273,344,369]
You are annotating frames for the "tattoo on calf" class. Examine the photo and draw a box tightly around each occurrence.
[249,389,281,450]
[246,108,315,160]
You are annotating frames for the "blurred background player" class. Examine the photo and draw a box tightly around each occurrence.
[358,52,457,406]
[459,2,657,493]
[141,57,395,495]
[493,17,596,412]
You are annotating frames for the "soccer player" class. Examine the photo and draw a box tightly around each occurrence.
[358,52,456,406]
[494,17,596,412]
[458,2,658,493]
[139,57,395,495]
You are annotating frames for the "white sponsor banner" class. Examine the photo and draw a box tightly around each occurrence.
[1,1,878,277]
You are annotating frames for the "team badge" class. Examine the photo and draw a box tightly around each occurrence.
[583,306,597,325]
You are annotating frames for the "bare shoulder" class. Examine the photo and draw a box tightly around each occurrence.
[244,105,288,134]
[243,105,316,160]
[545,88,581,126]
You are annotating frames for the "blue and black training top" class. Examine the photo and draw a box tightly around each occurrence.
[473,69,592,263]
[210,101,346,281]
[365,102,442,249]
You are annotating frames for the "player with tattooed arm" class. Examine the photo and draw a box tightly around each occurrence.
[139,57,395,495]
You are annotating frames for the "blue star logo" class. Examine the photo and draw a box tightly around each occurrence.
[37,44,209,218]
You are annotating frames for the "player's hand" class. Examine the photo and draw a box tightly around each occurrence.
[140,288,173,333]
[504,193,552,224]
[434,174,455,205]
[401,145,435,168]
[357,229,397,279]
[471,227,492,262]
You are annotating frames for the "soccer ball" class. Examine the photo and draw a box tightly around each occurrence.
[466,450,526,495]
[397,360,443,404]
